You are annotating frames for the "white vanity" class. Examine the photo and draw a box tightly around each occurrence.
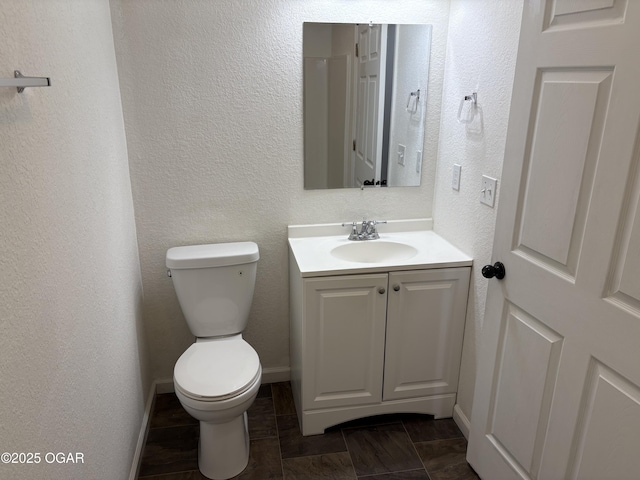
[288,219,472,435]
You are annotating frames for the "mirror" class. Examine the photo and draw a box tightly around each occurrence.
[303,23,432,189]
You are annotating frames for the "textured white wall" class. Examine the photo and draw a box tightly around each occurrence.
[110,0,451,381]
[0,1,149,478]
[433,0,524,424]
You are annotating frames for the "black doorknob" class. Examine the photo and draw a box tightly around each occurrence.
[482,262,505,280]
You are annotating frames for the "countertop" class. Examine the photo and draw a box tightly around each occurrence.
[288,219,473,277]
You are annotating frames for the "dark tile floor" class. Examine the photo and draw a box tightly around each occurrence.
[137,382,480,480]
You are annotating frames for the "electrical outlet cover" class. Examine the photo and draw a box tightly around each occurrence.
[452,164,461,190]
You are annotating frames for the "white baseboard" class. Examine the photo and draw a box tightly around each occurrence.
[128,381,158,480]
[261,366,290,384]
[453,403,471,439]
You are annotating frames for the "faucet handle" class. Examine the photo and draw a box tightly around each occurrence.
[342,221,360,240]
[341,221,358,232]
[370,220,387,232]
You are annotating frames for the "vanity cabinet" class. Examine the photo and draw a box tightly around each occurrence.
[289,261,471,435]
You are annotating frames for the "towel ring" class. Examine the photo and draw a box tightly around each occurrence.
[457,92,477,124]
[406,89,420,112]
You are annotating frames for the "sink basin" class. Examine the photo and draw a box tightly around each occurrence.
[330,241,418,264]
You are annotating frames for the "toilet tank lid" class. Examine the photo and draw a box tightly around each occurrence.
[166,242,259,269]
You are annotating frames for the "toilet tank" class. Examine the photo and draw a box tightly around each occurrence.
[166,242,259,338]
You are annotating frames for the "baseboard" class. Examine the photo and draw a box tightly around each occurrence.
[128,381,158,480]
[155,378,175,394]
[261,366,290,384]
[453,403,471,439]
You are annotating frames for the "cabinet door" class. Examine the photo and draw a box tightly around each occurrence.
[383,268,470,401]
[303,273,388,410]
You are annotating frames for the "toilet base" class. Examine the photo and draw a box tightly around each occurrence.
[198,411,250,480]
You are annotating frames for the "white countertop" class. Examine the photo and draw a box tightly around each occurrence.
[288,219,472,278]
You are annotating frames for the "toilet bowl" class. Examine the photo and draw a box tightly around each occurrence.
[174,336,262,479]
[166,242,261,480]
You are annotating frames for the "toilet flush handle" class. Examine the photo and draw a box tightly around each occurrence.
[167,269,172,278]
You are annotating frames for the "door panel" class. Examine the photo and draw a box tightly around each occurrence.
[383,268,469,402]
[486,304,563,479]
[303,274,388,410]
[545,0,627,30]
[607,140,640,309]
[566,359,640,480]
[516,70,611,276]
[468,1,640,479]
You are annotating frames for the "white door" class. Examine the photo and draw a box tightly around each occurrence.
[468,2,640,480]
[353,24,386,186]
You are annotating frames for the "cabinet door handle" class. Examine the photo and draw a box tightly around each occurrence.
[378,288,386,294]
[393,284,400,291]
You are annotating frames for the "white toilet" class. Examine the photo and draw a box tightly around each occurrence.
[166,242,262,480]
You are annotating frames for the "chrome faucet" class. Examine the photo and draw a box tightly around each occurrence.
[341,218,387,241]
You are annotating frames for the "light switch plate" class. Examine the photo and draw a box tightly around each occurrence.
[397,144,406,166]
[481,175,497,207]
[452,164,461,191]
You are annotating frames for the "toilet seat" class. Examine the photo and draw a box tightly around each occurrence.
[174,336,260,402]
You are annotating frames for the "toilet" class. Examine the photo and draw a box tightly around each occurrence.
[166,242,262,480]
